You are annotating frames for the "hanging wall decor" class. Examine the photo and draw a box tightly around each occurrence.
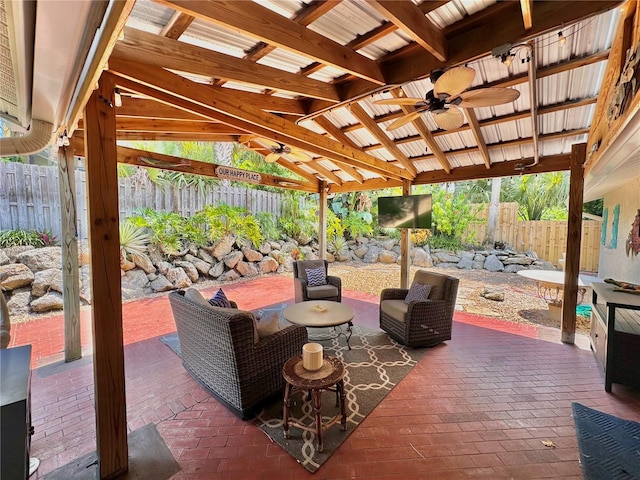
[626,209,640,258]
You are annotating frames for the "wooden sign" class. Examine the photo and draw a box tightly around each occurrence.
[215,166,262,184]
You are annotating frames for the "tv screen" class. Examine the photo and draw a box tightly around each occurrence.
[378,194,432,229]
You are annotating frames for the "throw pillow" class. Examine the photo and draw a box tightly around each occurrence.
[208,288,232,308]
[404,282,432,304]
[305,266,327,287]
[256,312,281,339]
[184,288,213,308]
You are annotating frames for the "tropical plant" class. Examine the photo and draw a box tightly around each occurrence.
[330,192,374,239]
[255,212,280,241]
[327,236,349,257]
[38,230,58,246]
[431,187,482,241]
[502,172,568,220]
[119,220,151,263]
[326,209,345,240]
[427,234,463,251]
[199,204,263,247]
[410,230,431,247]
[279,194,317,243]
[0,229,46,247]
[342,211,373,239]
[128,208,186,255]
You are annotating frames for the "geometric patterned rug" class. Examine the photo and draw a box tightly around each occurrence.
[572,402,640,480]
[254,325,428,473]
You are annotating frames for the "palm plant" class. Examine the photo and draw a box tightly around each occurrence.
[119,220,151,263]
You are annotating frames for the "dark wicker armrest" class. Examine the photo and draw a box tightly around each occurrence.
[252,325,308,365]
[405,299,449,320]
[327,275,341,289]
[381,288,409,301]
[229,300,238,308]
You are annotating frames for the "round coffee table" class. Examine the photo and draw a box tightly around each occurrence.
[282,354,347,452]
[283,300,355,349]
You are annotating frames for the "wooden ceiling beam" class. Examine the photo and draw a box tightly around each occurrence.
[306,160,344,185]
[312,116,367,183]
[520,0,534,30]
[79,118,245,135]
[160,11,194,39]
[465,109,491,169]
[76,129,240,142]
[114,27,340,102]
[349,103,417,177]
[156,0,385,85]
[275,158,320,185]
[108,58,409,181]
[370,0,447,62]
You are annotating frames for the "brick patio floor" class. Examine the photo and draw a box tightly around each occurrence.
[9,274,640,479]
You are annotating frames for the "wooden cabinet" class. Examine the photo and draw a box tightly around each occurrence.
[1,345,32,480]
[590,283,640,392]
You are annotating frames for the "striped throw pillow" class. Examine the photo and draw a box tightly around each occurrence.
[305,266,327,287]
[208,288,232,308]
[404,282,432,304]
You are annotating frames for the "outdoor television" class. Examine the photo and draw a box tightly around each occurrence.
[378,194,432,229]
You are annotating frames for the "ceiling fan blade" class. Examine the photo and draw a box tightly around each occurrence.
[434,66,475,98]
[385,111,422,131]
[264,152,280,163]
[256,137,281,149]
[457,87,520,108]
[374,97,425,106]
[288,150,312,162]
[433,106,464,130]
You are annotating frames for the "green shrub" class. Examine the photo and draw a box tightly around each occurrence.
[119,220,151,263]
[279,195,316,243]
[327,236,349,257]
[200,204,263,248]
[410,229,431,247]
[255,212,280,241]
[0,229,50,248]
[326,210,345,240]
[427,234,463,251]
[342,211,373,239]
[128,209,185,255]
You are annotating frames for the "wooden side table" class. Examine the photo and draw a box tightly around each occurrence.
[282,355,347,452]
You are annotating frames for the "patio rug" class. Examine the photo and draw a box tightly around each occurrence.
[572,402,640,480]
[254,325,428,473]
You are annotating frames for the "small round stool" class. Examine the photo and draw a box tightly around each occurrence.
[282,354,347,452]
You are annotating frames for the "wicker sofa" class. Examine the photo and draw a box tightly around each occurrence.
[168,290,308,419]
[380,270,459,348]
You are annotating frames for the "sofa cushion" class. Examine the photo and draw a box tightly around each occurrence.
[306,284,339,299]
[256,312,282,339]
[381,299,408,323]
[413,271,447,300]
[404,282,432,304]
[305,266,327,286]
[209,288,232,308]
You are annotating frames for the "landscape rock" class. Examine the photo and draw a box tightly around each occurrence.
[0,263,35,291]
[457,257,474,269]
[258,257,279,274]
[0,251,9,265]
[353,246,368,259]
[209,234,236,261]
[434,251,461,263]
[146,245,165,265]
[184,255,211,276]
[166,267,191,288]
[133,254,156,274]
[269,241,281,250]
[3,246,34,263]
[121,258,136,271]
[503,256,534,266]
[6,288,31,318]
[223,251,243,268]
[481,286,505,302]
[472,261,485,269]
[197,248,215,264]
[150,275,174,292]
[378,250,398,263]
[236,261,259,277]
[242,247,263,262]
[16,246,62,272]
[300,246,318,260]
[438,263,459,269]
[156,261,173,275]
[30,292,64,313]
[504,264,525,273]
[382,239,396,251]
[219,269,241,282]
[363,246,380,263]
[121,286,146,300]
[31,268,63,297]
[412,248,433,267]
[484,254,504,272]
[174,261,199,283]
[259,242,272,255]
[208,262,225,278]
[325,252,335,263]
[122,269,150,289]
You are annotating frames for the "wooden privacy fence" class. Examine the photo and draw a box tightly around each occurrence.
[464,202,601,272]
[0,162,289,240]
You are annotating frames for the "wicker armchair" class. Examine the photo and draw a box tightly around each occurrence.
[168,290,308,419]
[293,259,342,303]
[380,270,459,348]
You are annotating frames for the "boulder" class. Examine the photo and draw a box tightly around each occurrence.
[280,241,298,253]
[0,263,35,291]
[146,244,165,265]
[503,255,533,266]
[412,248,433,268]
[166,267,191,289]
[378,250,398,264]
[334,251,351,262]
[353,246,368,259]
[355,237,369,245]
[481,286,505,302]
[484,254,504,272]
[242,247,263,262]
[382,239,396,251]
[184,254,211,276]
[156,261,173,275]
[121,286,146,300]
[259,242,272,255]
[3,246,35,263]
[208,261,225,278]
[150,275,174,292]
[223,251,243,268]
[457,257,473,269]
[31,268,63,297]
[197,248,216,264]
[472,261,485,270]
[133,254,156,274]
[122,269,150,289]
[363,246,380,263]
[434,251,461,263]
[300,246,318,261]
[325,252,336,263]
[219,269,241,282]
[438,263,459,269]
[16,246,62,272]
[0,250,9,265]
[269,241,282,250]
[187,243,199,256]
[460,251,475,261]
[174,261,199,283]
[30,292,64,313]
[6,288,31,318]
[258,257,279,274]
[236,261,259,277]
[504,264,525,273]
[474,254,485,262]
[209,234,236,261]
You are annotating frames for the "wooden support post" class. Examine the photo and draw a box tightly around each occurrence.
[57,142,81,362]
[400,180,412,289]
[562,143,587,345]
[318,181,327,260]
[84,74,128,478]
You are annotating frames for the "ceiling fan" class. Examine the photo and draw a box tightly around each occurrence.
[374,66,520,131]
[240,136,312,163]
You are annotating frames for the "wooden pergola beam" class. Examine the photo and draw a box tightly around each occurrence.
[465,109,491,169]
[160,11,194,39]
[520,0,533,29]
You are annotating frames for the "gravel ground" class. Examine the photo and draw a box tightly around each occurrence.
[319,262,592,335]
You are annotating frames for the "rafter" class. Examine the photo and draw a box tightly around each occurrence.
[370,0,447,62]
[349,103,417,177]
[78,118,246,135]
[160,11,194,39]
[520,0,533,29]
[312,116,367,183]
[275,158,320,185]
[108,58,410,181]
[306,160,344,185]
[465,109,490,169]
[114,27,340,102]
[156,0,385,85]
